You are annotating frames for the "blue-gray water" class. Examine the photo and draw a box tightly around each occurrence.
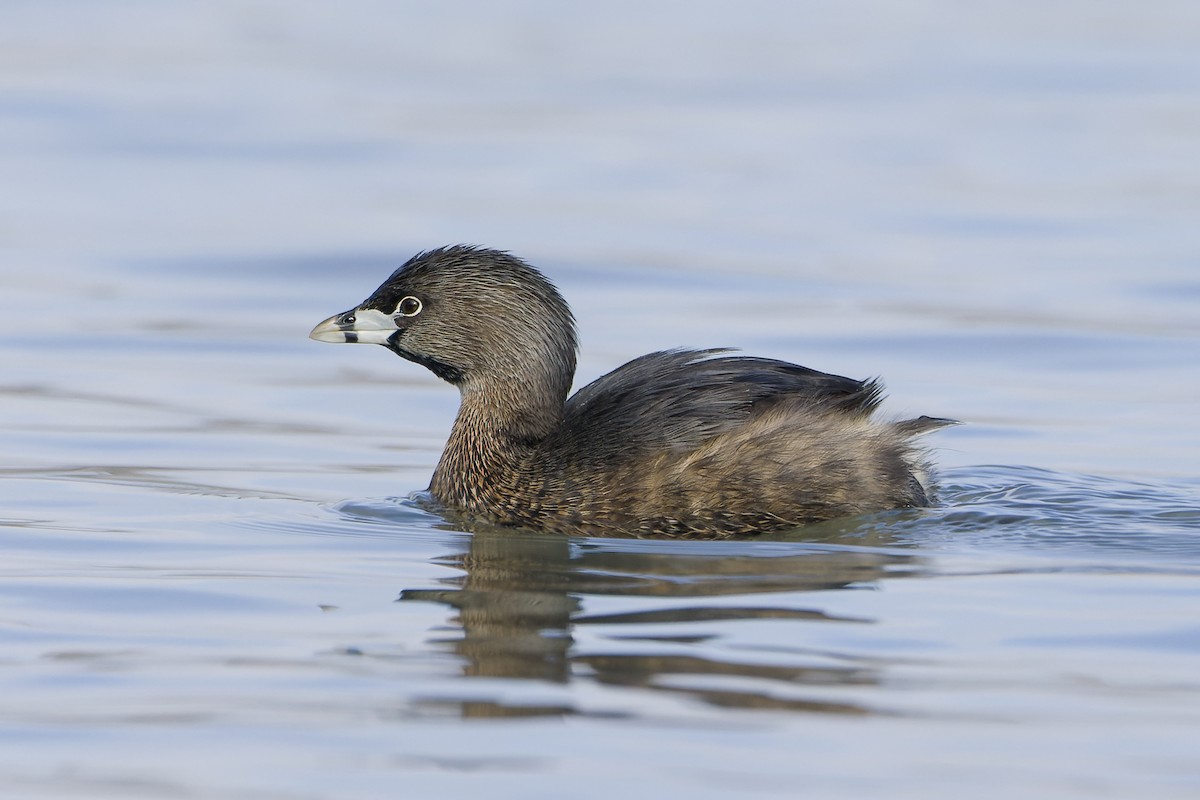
[3,2,1200,798]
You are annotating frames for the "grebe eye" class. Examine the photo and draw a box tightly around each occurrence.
[395,296,422,317]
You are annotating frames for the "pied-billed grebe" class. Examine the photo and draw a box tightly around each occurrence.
[310,245,955,538]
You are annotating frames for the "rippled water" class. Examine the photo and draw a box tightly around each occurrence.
[3,2,1200,798]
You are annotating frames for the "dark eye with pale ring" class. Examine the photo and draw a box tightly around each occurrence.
[395,296,422,317]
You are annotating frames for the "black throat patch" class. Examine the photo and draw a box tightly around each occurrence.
[386,334,464,385]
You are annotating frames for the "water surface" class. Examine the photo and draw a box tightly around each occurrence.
[2,2,1200,798]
